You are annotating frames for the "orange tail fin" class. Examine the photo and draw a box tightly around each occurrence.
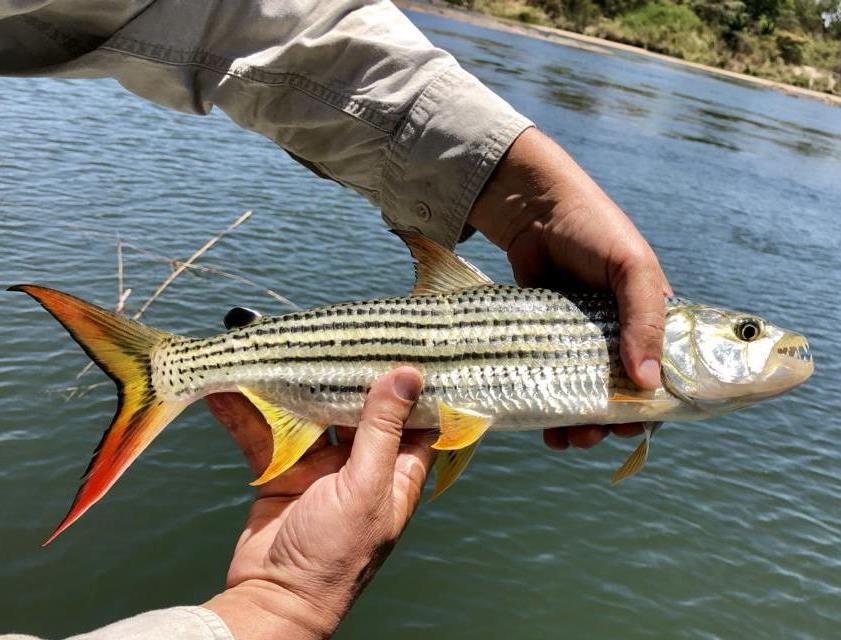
[9,285,186,545]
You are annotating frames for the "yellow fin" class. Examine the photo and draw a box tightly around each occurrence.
[431,441,482,500]
[237,386,326,486]
[392,229,493,295]
[609,391,653,403]
[432,401,492,450]
[611,421,661,485]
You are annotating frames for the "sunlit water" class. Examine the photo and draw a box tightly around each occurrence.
[1,10,840,639]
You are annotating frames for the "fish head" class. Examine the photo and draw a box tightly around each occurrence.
[661,303,813,412]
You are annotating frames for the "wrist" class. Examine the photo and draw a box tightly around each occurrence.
[204,580,343,640]
[467,127,594,251]
[467,126,553,249]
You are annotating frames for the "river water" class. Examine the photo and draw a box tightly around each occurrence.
[1,9,840,639]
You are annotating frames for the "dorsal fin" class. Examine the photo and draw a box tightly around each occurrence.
[392,229,493,296]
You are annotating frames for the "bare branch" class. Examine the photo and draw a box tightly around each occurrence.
[133,210,253,320]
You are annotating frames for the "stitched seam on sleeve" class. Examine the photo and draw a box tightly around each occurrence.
[178,607,235,640]
[100,37,401,133]
[19,16,104,58]
[451,113,532,237]
[379,62,460,222]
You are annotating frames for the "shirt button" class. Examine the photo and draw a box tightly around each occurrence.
[414,201,432,222]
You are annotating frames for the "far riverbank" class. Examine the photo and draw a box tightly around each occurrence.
[398,0,841,107]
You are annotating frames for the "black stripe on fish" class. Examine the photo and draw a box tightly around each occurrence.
[181,349,574,370]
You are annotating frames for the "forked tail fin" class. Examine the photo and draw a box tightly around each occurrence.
[9,285,186,545]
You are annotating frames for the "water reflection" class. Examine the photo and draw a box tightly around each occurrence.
[614,100,651,118]
[468,56,526,76]
[669,92,841,159]
[546,86,598,113]
[427,27,519,58]
[539,63,658,118]
[666,131,741,152]
[589,77,659,98]
[731,225,834,264]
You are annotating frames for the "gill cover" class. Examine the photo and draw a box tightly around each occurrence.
[9,285,185,545]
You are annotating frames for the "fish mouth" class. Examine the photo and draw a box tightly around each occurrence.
[761,333,814,397]
[774,334,812,364]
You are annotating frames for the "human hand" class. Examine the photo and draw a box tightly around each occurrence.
[468,127,672,451]
[203,367,432,640]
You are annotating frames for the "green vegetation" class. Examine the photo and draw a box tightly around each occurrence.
[446,0,841,95]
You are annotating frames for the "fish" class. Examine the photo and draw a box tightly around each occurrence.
[9,231,813,544]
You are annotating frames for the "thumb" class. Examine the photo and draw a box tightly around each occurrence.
[613,255,668,390]
[346,367,423,496]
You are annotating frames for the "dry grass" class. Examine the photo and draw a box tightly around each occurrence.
[55,211,298,400]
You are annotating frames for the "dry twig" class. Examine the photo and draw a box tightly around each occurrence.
[73,210,275,383]
[133,209,252,319]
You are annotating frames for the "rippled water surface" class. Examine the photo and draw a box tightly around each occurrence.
[2,10,840,639]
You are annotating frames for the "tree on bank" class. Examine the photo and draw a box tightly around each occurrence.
[444,0,841,94]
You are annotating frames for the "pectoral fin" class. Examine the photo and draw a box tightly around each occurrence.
[237,386,327,486]
[611,421,662,485]
[432,401,492,450]
[431,441,482,500]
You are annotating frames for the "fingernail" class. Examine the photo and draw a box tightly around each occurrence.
[394,373,421,402]
[639,359,661,387]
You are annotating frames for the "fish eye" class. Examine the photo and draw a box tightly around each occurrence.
[735,318,762,342]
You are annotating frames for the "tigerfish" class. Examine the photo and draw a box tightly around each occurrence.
[10,231,813,544]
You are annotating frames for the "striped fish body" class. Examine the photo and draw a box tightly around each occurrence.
[22,233,671,543]
[152,285,684,432]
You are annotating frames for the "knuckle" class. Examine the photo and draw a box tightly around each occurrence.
[615,248,663,288]
[362,414,405,438]
[621,321,665,352]
[623,316,665,335]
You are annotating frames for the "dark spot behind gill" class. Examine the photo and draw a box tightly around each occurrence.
[224,306,262,330]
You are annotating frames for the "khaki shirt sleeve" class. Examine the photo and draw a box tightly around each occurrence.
[1,606,232,640]
[0,0,532,247]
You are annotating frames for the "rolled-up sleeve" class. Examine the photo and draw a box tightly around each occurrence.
[1,606,232,640]
[0,0,532,247]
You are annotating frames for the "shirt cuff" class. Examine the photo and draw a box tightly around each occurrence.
[380,63,533,248]
[65,606,233,640]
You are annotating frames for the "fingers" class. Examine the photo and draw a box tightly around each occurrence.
[206,392,275,475]
[346,367,423,497]
[543,423,645,450]
[612,251,668,390]
[567,426,609,448]
[543,427,569,450]
[611,423,644,438]
[544,425,607,449]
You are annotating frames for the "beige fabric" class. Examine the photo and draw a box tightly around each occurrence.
[1,606,232,640]
[0,0,532,247]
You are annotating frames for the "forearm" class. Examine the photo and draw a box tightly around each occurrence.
[1,0,531,247]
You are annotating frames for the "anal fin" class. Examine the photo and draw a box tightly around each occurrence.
[432,401,491,450]
[238,386,327,486]
[431,440,482,500]
[611,421,662,485]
